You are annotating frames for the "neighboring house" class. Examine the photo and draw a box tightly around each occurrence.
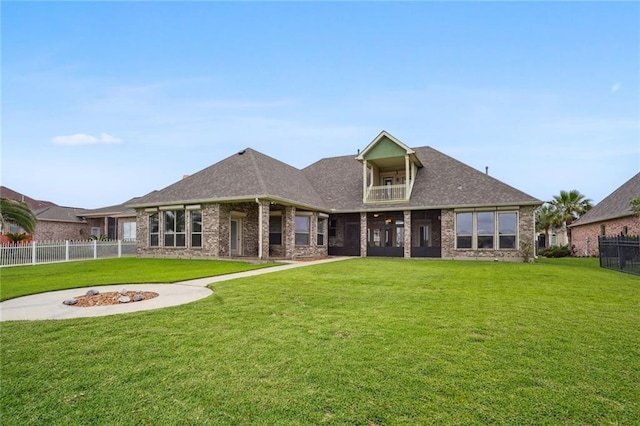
[78,199,139,241]
[1,186,55,243]
[570,172,640,257]
[1,186,137,242]
[128,131,541,261]
[537,226,568,249]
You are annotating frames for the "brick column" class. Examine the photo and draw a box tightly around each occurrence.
[360,212,367,257]
[285,206,296,259]
[404,210,411,258]
[259,200,270,260]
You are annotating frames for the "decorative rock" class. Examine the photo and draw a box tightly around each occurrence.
[132,293,144,302]
[63,298,78,305]
[86,289,100,296]
[118,296,131,303]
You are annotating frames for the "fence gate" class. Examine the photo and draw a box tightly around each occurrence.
[598,235,640,276]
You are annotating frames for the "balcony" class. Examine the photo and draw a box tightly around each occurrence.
[365,184,407,203]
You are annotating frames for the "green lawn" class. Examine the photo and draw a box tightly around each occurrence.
[1,257,638,425]
[0,257,279,301]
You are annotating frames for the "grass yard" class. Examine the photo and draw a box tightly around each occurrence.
[1,257,638,425]
[0,257,279,301]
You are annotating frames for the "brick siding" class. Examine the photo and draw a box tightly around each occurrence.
[571,216,640,257]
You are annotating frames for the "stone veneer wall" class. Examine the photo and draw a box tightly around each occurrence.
[137,201,327,260]
[440,205,536,261]
[571,216,640,257]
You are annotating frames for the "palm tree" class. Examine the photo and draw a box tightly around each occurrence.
[0,197,37,234]
[551,189,593,246]
[536,204,562,247]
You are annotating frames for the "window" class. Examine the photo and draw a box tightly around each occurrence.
[123,221,136,242]
[149,213,159,247]
[498,213,517,249]
[456,212,473,249]
[456,210,518,250]
[91,227,101,238]
[317,218,326,246]
[295,216,310,246]
[164,210,186,247]
[623,226,628,235]
[600,225,606,236]
[269,215,282,245]
[329,219,337,237]
[477,212,494,249]
[191,210,202,247]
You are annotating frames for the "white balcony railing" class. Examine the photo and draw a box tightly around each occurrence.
[365,184,407,202]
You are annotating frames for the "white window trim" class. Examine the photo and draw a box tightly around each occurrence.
[455,210,519,250]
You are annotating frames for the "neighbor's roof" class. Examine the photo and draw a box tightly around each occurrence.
[78,197,140,218]
[34,206,87,223]
[128,148,327,210]
[571,172,640,227]
[0,186,56,211]
[303,146,541,211]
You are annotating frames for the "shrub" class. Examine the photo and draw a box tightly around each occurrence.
[539,245,572,258]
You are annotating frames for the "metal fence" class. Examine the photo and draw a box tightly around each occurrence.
[0,240,137,267]
[599,235,640,276]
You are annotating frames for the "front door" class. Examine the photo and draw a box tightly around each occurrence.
[230,218,243,256]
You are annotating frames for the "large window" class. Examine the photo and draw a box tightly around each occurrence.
[164,210,186,247]
[295,215,310,246]
[191,210,202,248]
[498,213,517,249]
[456,212,473,249]
[269,215,282,245]
[317,218,326,246]
[456,211,518,250]
[477,212,494,249]
[149,213,159,247]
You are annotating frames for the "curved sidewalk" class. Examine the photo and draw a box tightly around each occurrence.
[0,257,350,322]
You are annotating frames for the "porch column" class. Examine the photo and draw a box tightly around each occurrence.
[284,206,296,259]
[360,212,367,258]
[404,210,411,258]
[258,200,270,260]
[405,155,410,200]
[362,160,368,203]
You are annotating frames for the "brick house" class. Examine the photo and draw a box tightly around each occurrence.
[569,172,640,257]
[1,186,137,242]
[129,131,541,261]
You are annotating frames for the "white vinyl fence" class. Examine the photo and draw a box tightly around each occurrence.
[0,240,137,267]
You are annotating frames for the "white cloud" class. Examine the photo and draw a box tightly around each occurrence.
[51,132,123,145]
[611,82,621,93]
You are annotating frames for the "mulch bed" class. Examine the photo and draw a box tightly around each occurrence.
[70,291,159,307]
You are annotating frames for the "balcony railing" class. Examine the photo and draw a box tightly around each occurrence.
[365,184,407,202]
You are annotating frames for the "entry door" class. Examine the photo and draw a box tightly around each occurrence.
[230,218,243,256]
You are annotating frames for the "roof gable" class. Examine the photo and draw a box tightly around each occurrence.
[356,131,421,163]
[571,172,640,227]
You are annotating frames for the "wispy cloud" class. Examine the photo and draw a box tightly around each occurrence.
[611,82,621,93]
[51,132,123,146]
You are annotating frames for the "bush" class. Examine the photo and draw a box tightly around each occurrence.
[539,245,572,258]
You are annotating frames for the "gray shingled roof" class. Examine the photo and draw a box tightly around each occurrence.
[0,186,56,211]
[129,149,327,210]
[78,197,139,217]
[34,206,87,223]
[303,146,541,211]
[571,172,640,227]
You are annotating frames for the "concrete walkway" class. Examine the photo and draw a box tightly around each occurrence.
[0,257,350,322]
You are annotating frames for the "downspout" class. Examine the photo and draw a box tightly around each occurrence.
[256,198,263,260]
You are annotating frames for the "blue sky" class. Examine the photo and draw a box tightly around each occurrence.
[2,1,638,209]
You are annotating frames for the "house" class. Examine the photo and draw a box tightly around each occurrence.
[1,186,137,242]
[128,131,541,261]
[569,172,640,257]
[78,200,139,241]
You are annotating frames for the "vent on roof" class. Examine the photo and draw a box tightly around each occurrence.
[238,149,246,155]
